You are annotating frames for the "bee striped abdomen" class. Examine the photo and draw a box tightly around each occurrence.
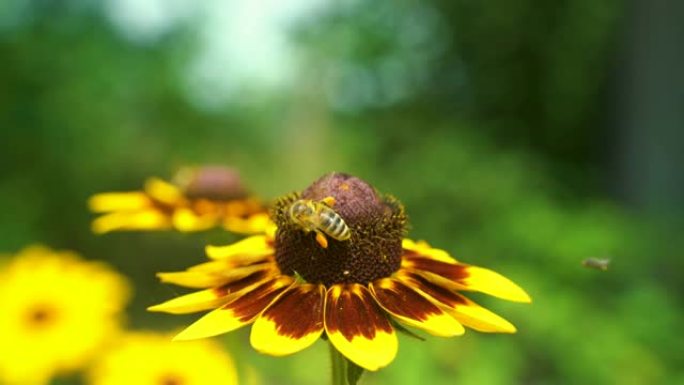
[320,208,351,241]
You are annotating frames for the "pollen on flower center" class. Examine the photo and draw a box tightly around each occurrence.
[273,173,407,286]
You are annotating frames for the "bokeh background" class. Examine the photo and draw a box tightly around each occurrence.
[2,0,683,384]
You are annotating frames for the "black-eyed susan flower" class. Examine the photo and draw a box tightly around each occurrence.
[0,245,130,385]
[87,332,238,385]
[149,173,530,373]
[89,166,271,234]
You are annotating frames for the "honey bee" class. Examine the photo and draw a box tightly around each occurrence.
[581,258,611,271]
[289,196,351,248]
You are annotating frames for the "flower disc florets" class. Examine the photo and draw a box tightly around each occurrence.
[273,173,407,286]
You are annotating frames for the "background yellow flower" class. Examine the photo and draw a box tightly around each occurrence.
[89,167,271,235]
[0,246,131,385]
[87,332,238,385]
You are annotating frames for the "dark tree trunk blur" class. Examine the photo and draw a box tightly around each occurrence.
[614,0,684,216]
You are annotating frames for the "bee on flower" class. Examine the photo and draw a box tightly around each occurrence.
[89,166,272,235]
[149,173,531,372]
[289,196,351,248]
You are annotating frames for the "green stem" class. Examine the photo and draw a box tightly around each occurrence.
[329,341,347,385]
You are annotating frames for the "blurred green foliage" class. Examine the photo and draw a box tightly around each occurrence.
[1,1,683,385]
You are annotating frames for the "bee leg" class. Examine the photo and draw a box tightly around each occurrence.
[315,231,329,248]
[320,196,336,207]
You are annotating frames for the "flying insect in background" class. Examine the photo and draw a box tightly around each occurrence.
[581,258,611,271]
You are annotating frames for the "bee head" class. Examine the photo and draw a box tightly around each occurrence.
[289,200,315,224]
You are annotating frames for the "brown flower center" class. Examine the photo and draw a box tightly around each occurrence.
[175,166,248,201]
[273,173,407,286]
[158,373,185,385]
[24,303,58,329]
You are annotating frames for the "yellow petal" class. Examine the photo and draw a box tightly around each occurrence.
[370,278,464,337]
[187,260,231,273]
[224,213,274,235]
[447,296,517,333]
[157,263,274,289]
[460,266,532,303]
[397,270,517,333]
[144,177,185,206]
[205,236,273,261]
[264,222,277,239]
[147,288,233,314]
[173,306,250,341]
[156,271,229,289]
[250,284,325,356]
[91,210,171,233]
[402,239,457,263]
[174,276,294,341]
[324,284,398,371]
[154,265,279,315]
[187,259,273,273]
[88,192,151,212]
[403,250,531,303]
[173,208,219,232]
